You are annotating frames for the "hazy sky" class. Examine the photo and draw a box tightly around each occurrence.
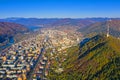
[0,0,120,18]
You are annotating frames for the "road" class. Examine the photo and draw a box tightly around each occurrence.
[27,47,45,80]
[27,37,50,80]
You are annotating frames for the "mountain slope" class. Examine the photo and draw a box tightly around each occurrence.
[48,35,120,80]
[78,20,120,37]
[0,22,27,35]
[49,18,95,31]
[0,22,28,43]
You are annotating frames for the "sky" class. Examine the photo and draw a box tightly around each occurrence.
[0,0,120,18]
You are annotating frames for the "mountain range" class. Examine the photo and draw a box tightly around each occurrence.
[0,17,112,27]
[1,17,120,32]
[1,18,120,43]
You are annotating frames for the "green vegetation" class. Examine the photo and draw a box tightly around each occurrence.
[47,34,120,80]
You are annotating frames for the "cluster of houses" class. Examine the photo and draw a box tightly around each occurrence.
[0,29,80,80]
[32,55,49,80]
[0,34,48,80]
[41,29,80,52]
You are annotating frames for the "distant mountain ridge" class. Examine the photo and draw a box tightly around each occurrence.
[0,17,113,27]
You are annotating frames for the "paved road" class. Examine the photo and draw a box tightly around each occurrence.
[27,37,51,80]
[27,47,45,80]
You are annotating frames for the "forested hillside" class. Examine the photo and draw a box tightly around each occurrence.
[48,34,120,80]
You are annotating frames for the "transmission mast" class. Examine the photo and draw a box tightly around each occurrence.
[107,19,111,37]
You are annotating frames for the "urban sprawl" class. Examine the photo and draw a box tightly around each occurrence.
[0,29,81,80]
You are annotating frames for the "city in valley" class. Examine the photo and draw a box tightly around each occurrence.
[0,29,81,80]
[0,0,120,80]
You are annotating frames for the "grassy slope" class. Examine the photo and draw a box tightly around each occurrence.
[48,35,120,80]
